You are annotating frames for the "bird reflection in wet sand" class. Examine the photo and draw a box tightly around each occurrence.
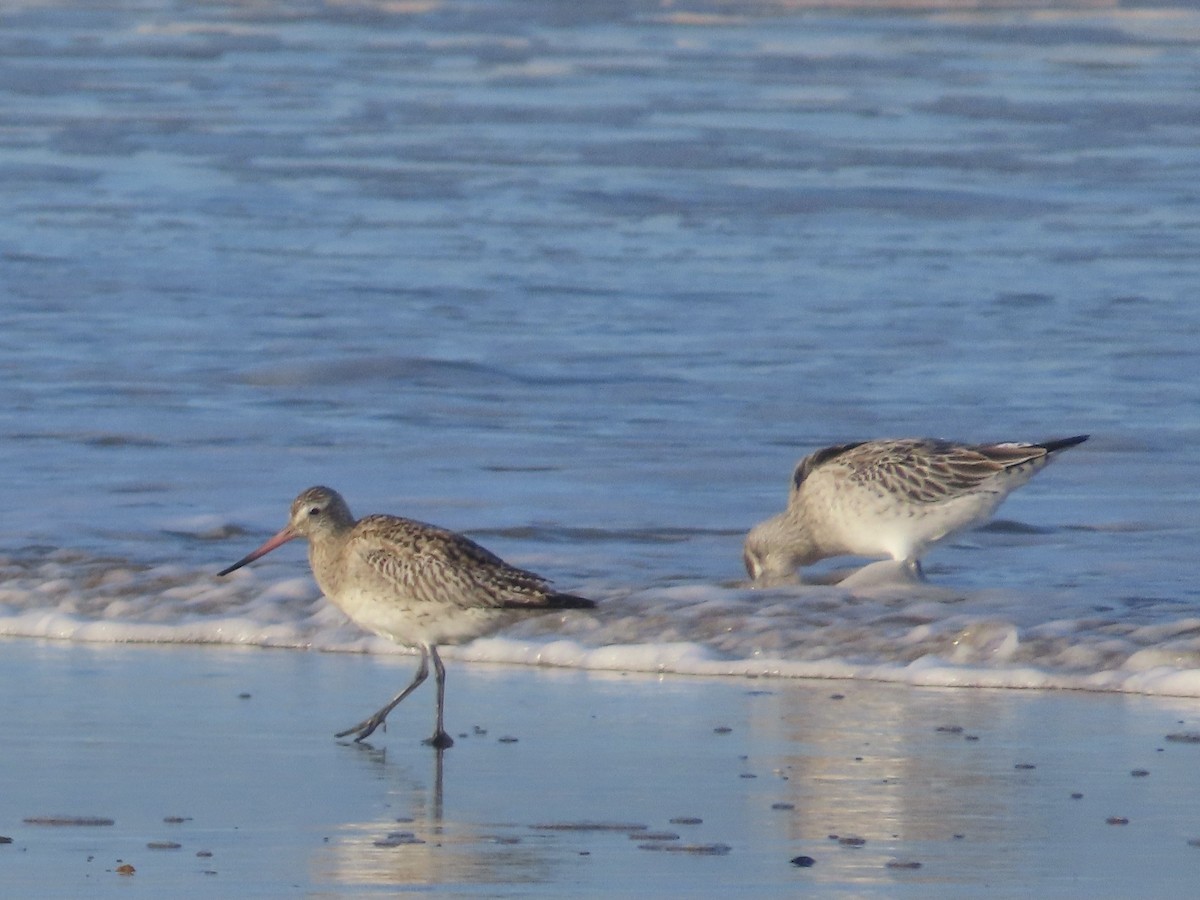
[352,739,445,822]
[218,486,595,748]
[317,784,554,886]
[317,746,553,888]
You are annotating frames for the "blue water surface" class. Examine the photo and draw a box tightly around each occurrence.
[0,0,1197,686]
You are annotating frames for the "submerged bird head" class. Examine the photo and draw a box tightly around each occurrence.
[218,485,355,576]
[743,512,820,582]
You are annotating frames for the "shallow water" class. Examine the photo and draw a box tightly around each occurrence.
[1,0,1199,694]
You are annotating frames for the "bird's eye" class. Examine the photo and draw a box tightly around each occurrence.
[308,506,322,517]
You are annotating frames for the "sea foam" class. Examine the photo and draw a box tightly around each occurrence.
[4,550,1200,699]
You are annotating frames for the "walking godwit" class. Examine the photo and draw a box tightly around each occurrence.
[218,486,595,748]
[743,435,1088,581]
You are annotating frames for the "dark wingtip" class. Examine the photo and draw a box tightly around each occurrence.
[1042,434,1090,453]
[549,592,597,609]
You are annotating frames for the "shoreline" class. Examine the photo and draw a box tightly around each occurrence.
[9,622,1200,703]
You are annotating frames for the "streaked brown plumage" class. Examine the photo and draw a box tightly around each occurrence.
[219,486,594,748]
[744,435,1088,581]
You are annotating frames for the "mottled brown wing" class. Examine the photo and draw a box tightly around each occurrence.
[354,516,575,610]
[845,439,1046,504]
[791,441,868,492]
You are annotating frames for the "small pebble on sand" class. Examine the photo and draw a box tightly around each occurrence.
[532,822,648,833]
[1165,732,1200,744]
[374,831,425,847]
[1106,816,1130,826]
[637,842,731,855]
[24,816,115,827]
[791,855,816,867]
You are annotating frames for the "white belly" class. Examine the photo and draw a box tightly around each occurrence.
[824,488,1006,561]
[326,584,514,648]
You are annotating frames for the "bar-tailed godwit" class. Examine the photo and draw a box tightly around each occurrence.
[744,435,1088,581]
[219,486,595,748]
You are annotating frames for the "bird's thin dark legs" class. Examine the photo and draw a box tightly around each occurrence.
[425,646,454,749]
[336,645,431,742]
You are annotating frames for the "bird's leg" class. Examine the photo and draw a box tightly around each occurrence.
[424,646,455,749]
[335,646,430,742]
[907,558,926,580]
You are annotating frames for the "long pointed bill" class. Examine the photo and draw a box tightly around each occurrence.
[217,525,299,576]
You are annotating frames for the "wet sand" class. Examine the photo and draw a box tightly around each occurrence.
[3,638,1200,898]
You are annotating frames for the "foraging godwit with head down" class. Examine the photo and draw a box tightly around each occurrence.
[743,435,1088,581]
[218,486,595,748]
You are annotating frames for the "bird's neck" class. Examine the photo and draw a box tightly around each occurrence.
[306,524,354,596]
